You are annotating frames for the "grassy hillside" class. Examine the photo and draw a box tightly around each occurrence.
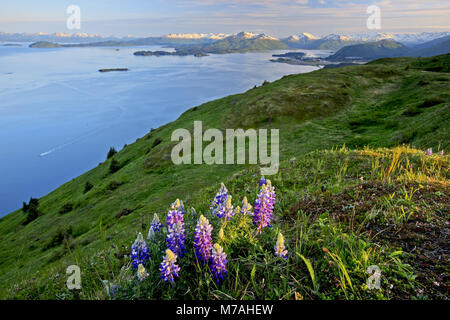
[0,54,449,299]
[328,40,411,61]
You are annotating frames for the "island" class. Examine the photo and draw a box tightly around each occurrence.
[133,50,209,57]
[29,41,62,48]
[98,68,129,72]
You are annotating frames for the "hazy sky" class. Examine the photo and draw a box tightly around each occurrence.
[1,0,449,37]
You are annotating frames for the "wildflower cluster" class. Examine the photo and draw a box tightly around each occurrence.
[210,243,228,284]
[194,215,213,263]
[130,232,150,269]
[253,179,276,234]
[159,249,181,283]
[125,179,281,287]
[166,199,186,258]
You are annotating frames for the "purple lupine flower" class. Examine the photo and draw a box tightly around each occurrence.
[425,148,433,156]
[259,176,266,186]
[150,213,163,232]
[166,199,186,257]
[210,183,228,215]
[210,243,228,284]
[130,232,150,269]
[159,249,181,283]
[253,179,276,234]
[216,196,234,220]
[194,215,213,263]
[274,232,288,259]
[240,196,253,216]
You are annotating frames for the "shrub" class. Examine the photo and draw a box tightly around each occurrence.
[417,98,443,109]
[84,181,93,193]
[106,181,122,191]
[59,203,73,215]
[109,159,121,174]
[43,226,72,250]
[22,197,40,225]
[115,208,135,219]
[106,147,117,160]
[72,224,91,238]
[151,137,162,148]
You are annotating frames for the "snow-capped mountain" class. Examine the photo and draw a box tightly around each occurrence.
[282,31,450,50]
[282,32,358,50]
[299,32,320,40]
[341,32,450,46]
[0,32,122,43]
[230,32,279,41]
[163,33,230,40]
[322,34,354,42]
[2,30,449,50]
[282,32,321,49]
[390,32,450,45]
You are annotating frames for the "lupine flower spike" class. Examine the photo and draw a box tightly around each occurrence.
[425,148,433,156]
[253,179,276,234]
[150,213,163,231]
[240,196,253,216]
[210,183,228,215]
[166,199,186,257]
[130,232,150,269]
[159,249,181,283]
[171,198,186,214]
[259,176,266,186]
[274,232,288,259]
[194,215,213,264]
[137,263,149,281]
[102,280,118,297]
[148,213,163,240]
[217,196,234,220]
[210,243,228,284]
[147,227,156,241]
[218,227,225,243]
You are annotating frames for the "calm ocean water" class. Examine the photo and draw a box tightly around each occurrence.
[0,43,329,216]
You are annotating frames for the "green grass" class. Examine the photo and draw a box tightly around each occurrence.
[0,54,449,299]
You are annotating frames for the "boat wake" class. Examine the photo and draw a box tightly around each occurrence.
[39,82,127,157]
